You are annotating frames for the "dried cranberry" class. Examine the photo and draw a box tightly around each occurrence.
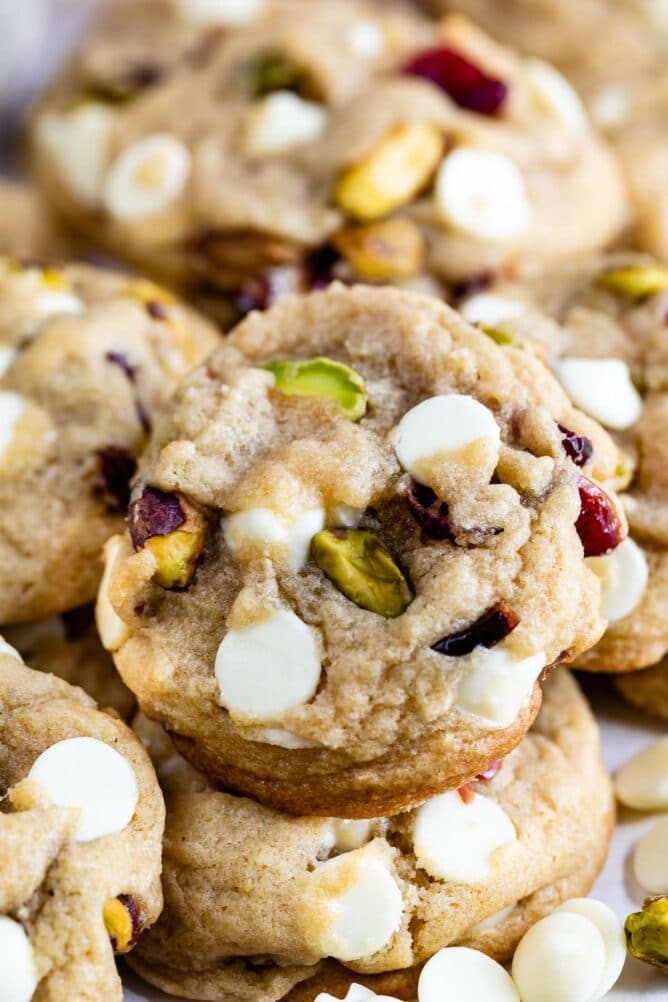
[458,784,475,804]
[303,245,341,291]
[575,477,623,557]
[558,423,593,467]
[431,602,520,657]
[477,759,503,782]
[94,448,136,512]
[406,483,453,541]
[146,300,169,321]
[129,487,185,549]
[234,276,271,316]
[106,351,136,382]
[404,46,508,115]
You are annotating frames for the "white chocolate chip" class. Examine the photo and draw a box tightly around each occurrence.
[0,917,38,1002]
[347,20,384,57]
[587,536,648,623]
[256,727,318,749]
[215,609,322,723]
[454,647,545,729]
[0,637,22,662]
[412,789,516,884]
[329,504,364,529]
[0,346,17,377]
[315,986,395,1002]
[176,0,265,23]
[525,59,588,133]
[511,911,607,1002]
[103,134,191,221]
[0,390,27,465]
[556,899,626,998]
[27,736,138,842]
[615,735,668,810]
[244,92,327,158]
[34,290,84,322]
[323,818,376,853]
[435,148,531,241]
[96,535,132,652]
[471,904,516,933]
[634,815,668,893]
[309,847,403,962]
[419,947,520,1002]
[553,357,642,431]
[590,85,631,130]
[392,394,500,484]
[460,293,527,326]
[223,506,325,571]
[34,104,113,206]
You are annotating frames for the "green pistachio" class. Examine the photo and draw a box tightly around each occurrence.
[479,323,523,348]
[596,265,668,302]
[263,357,367,421]
[310,529,412,617]
[249,52,309,98]
[625,896,668,972]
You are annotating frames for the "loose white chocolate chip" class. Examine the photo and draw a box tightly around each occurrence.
[392,394,500,484]
[634,815,668,892]
[103,134,191,221]
[215,609,322,722]
[0,637,22,662]
[525,59,588,132]
[460,293,527,326]
[435,148,531,241]
[454,647,545,729]
[177,0,265,23]
[347,20,384,57]
[0,917,38,1002]
[96,535,132,652]
[511,911,607,1002]
[412,789,516,884]
[556,899,626,998]
[27,736,138,842]
[0,346,17,377]
[553,357,642,431]
[244,92,327,158]
[34,103,113,206]
[587,536,648,623]
[324,818,376,853]
[309,848,403,962]
[0,391,27,466]
[615,735,668,810]
[223,506,325,571]
[419,947,520,1002]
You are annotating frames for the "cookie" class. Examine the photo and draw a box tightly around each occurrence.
[455,253,668,673]
[615,660,668,721]
[128,670,613,1002]
[0,181,72,262]
[0,259,220,624]
[30,1,625,317]
[0,643,164,1001]
[3,605,134,719]
[98,283,623,817]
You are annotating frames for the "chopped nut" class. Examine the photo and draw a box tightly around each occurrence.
[596,264,668,303]
[625,897,668,972]
[331,219,425,280]
[103,895,143,954]
[247,51,314,98]
[310,528,412,617]
[263,356,367,421]
[128,486,206,589]
[335,123,443,222]
[479,323,524,348]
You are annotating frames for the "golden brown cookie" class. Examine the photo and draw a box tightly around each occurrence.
[128,671,613,1002]
[29,1,625,318]
[0,645,165,1001]
[0,181,72,262]
[99,283,623,817]
[0,260,220,624]
[615,660,668,720]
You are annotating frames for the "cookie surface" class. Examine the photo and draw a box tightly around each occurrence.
[101,283,622,816]
[129,670,613,1002]
[0,260,220,624]
[457,254,668,673]
[0,181,72,262]
[0,646,164,1002]
[30,0,625,312]
[615,660,668,720]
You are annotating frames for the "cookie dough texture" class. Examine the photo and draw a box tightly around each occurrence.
[0,260,220,624]
[105,284,621,816]
[464,254,668,672]
[0,650,164,1002]
[30,0,626,304]
[3,606,134,719]
[129,670,613,1002]
[0,181,72,261]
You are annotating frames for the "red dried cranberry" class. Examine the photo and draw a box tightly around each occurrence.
[146,300,169,321]
[558,423,593,467]
[575,477,623,557]
[94,448,136,512]
[431,602,520,657]
[404,46,508,115]
[303,245,341,291]
[477,759,503,782]
[234,276,272,316]
[129,487,185,549]
[458,784,475,804]
[406,483,453,541]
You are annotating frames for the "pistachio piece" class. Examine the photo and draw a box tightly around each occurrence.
[263,357,367,421]
[248,51,312,98]
[332,219,425,280]
[625,897,668,972]
[596,264,668,302]
[479,324,523,348]
[335,123,443,222]
[128,486,206,589]
[310,529,412,617]
[103,894,143,954]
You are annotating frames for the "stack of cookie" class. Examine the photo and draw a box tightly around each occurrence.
[1,0,664,998]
